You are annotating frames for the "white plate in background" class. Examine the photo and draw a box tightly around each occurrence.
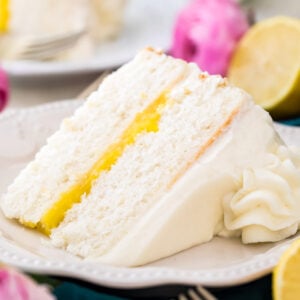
[0,99,300,288]
[1,0,186,78]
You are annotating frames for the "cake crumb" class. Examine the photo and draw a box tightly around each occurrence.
[184,88,192,95]
[199,73,208,80]
[63,119,77,131]
[145,46,163,55]
[140,92,148,99]
[217,78,229,88]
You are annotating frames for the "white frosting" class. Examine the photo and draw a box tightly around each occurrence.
[223,155,300,243]
[90,101,300,266]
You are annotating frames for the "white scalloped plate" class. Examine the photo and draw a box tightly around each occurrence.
[0,100,300,288]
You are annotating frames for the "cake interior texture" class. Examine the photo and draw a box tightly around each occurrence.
[1,48,300,266]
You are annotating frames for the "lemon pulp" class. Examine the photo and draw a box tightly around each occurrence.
[273,238,300,300]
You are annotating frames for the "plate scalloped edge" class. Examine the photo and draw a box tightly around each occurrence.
[0,99,300,288]
[0,232,297,288]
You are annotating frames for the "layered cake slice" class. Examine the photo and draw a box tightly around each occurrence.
[2,48,300,266]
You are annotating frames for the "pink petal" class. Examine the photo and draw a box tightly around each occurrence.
[171,0,249,76]
[0,268,55,300]
[0,67,9,112]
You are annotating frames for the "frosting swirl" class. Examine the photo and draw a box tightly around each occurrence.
[223,145,300,243]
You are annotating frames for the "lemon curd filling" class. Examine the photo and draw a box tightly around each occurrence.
[0,0,9,32]
[30,93,170,235]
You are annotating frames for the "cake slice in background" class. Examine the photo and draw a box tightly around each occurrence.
[0,0,127,60]
[6,0,126,40]
[1,48,300,267]
[89,0,127,41]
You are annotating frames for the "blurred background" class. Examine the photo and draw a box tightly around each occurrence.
[1,0,186,108]
[0,0,299,122]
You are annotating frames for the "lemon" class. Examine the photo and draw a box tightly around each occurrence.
[273,238,300,300]
[0,0,9,32]
[228,16,300,120]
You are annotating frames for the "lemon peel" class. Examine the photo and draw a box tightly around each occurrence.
[273,238,300,300]
[228,16,300,119]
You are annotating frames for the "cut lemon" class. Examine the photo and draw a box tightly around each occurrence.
[273,238,300,300]
[228,16,300,119]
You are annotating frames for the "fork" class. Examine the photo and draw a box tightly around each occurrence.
[175,285,218,300]
[9,28,86,60]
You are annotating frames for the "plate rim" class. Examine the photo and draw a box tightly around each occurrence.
[0,99,300,288]
[0,229,297,288]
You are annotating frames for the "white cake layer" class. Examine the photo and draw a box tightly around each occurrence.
[50,66,247,261]
[1,49,188,223]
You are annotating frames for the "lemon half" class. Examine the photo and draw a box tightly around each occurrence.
[273,238,300,300]
[228,16,300,119]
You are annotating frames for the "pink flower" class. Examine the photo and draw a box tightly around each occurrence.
[0,67,9,112]
[171,0,249,76]
[0,266,55,300]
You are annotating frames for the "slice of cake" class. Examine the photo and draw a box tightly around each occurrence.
[0,0,126,60]
[1,48,300,266]
[5,0,126,39]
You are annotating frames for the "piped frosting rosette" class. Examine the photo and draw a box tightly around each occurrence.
[223,145,300,243]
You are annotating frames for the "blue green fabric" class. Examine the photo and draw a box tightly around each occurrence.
[48,275,273,299]
[41,275,273,299]
[279,117,300,126]
[212,275,272,300]
[53,282,127,300]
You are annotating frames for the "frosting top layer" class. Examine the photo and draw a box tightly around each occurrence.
[97,100,300,266]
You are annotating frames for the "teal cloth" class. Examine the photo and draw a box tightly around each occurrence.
[53,282,127,300]
[280,117,300,126]
[43,274,272,299]
[212,275,272,300]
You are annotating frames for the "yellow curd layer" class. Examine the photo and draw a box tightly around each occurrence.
[0,0,9,32]
[35,93,169,235]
